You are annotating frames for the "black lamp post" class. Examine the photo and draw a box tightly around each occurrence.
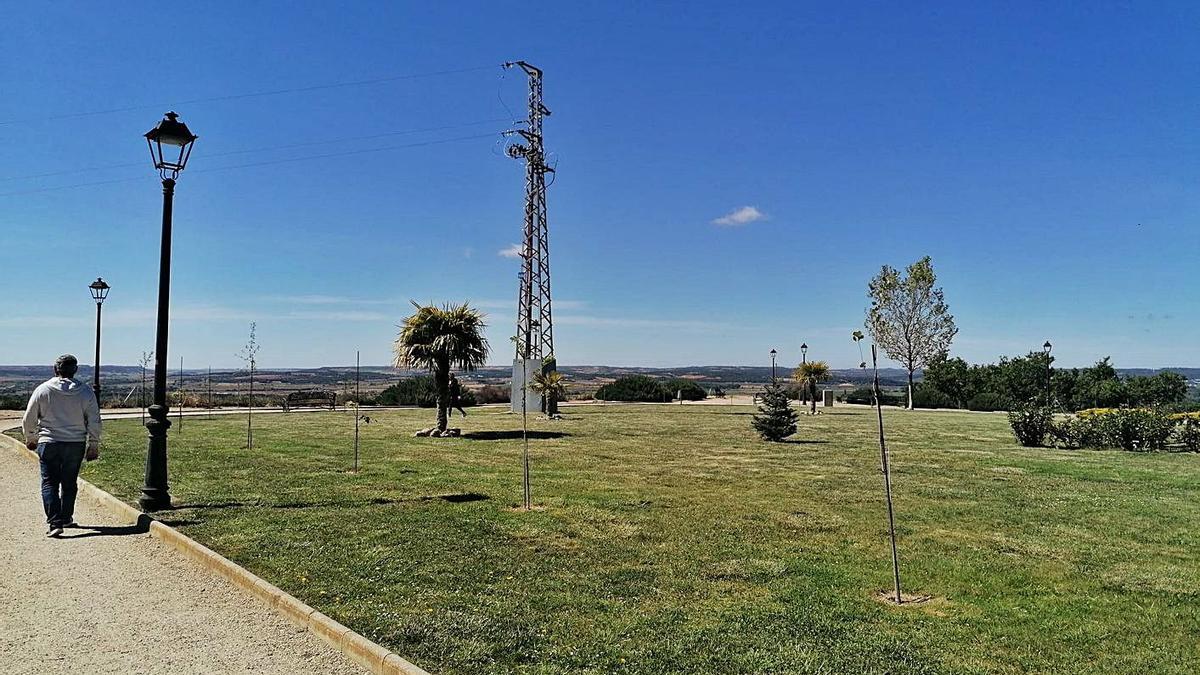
[88,278,110,397]
[139,111,197,513]
[770,348,777,382]
[800,342,808,404]
[1043,340,1053,409]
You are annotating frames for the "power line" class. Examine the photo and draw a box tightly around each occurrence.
[0,64,500,127]
[0,118,510,183]
[0,132,499,198]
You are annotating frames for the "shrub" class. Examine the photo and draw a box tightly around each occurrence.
[966,392,1008,412]
[1099,408,1173,451]
[913,387,957,410]
[473,385,510,405]
[0,394,29,410]
[1057,407,1174,451]
[1174,418,1200,453]
[594,375,671,402]
[663,378,707,401]
[375,375,474,408]
[843,387,904,406]
[1008,403,1052,447]
[752,381,798,441]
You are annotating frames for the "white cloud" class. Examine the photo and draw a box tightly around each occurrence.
[498,243,523,259]
[712,205,767,226]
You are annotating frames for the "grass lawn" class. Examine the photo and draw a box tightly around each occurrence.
[46,405,1200,673]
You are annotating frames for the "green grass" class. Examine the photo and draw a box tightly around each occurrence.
[48,406,1200,672]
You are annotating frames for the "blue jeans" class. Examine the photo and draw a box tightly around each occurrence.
[37,442,85,527]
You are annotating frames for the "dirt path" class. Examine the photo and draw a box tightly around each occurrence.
[0,444,365,675]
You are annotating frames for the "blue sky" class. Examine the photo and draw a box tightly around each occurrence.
[1,2,1197,370]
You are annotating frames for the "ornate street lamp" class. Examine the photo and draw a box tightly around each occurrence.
[140,111,197,512]
[88,278,110,397]
[770,348,778,382]
[800,342,809,404]
[1043,340,1053,409]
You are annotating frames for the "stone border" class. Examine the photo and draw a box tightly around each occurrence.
[0,432,430,675]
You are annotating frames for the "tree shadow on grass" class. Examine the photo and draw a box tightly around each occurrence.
[461,430,568,441]
[781,439,830,445]
[174,492,490,510]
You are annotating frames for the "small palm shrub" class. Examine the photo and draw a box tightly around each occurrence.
[1008,403,1052,447]
[752,381,798,441]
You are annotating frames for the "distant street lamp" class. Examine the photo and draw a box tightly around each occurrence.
[88,278,110,397]
[800,342,808,405]
[139,111,197,513]
[1043,340,1053,408]
[770,348,778,382]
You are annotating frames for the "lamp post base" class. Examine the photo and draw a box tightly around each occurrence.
[140,404,173,512]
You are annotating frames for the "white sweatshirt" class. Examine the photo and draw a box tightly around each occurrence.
[22,377,102,446]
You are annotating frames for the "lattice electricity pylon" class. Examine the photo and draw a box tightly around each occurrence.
[504,61,555,375]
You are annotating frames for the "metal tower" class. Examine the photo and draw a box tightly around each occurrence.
[504,60,556,412]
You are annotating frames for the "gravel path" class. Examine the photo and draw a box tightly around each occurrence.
[0,443,366,675]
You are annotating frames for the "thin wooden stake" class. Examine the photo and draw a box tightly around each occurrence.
[872,344,903,604]
[354,350,360,473]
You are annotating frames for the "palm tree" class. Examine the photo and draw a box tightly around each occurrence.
[530,369,567,415]
[795,360,831,414]
[393,302,489,435]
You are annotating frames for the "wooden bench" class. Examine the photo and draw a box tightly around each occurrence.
[284,390,337,411]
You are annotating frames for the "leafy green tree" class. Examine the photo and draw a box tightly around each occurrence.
[752,381,799,441]
[393,302,489,434]
[1126,371,1188,407]
[794,360,831,414]
[919,355,976,408]
[866,256,958,409]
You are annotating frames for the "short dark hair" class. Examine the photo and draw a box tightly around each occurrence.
[54,354,79,378]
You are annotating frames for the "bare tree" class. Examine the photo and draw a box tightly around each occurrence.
[866,256,957,409]
[237,322,260,449]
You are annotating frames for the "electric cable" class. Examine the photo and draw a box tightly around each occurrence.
[0,64,501,126]
[0,117,509,183]
[0,132,499,197]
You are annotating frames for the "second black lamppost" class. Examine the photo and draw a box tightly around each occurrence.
[770,348,778,382]
[139,111,197,513]
[88,278,110,397]
[800,342,808,405]
[1043,340,1053,408]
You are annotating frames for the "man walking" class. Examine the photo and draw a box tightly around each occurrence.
[22,355,101,537]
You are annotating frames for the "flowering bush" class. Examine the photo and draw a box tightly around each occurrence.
[1049,407,1182,452]
[1174,418,1200,453]
[1008,403,1053,447]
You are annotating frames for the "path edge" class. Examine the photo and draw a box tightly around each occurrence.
[0,432,430,675]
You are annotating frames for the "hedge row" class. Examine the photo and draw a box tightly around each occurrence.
[1008,405,1200,452]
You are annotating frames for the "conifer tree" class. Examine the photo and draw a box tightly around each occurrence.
[752,381,799,441]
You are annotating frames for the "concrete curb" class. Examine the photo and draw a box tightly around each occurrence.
[0,432,430,675]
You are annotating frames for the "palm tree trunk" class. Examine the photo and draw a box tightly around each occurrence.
[810,381,817,414]
[435,359,450,432]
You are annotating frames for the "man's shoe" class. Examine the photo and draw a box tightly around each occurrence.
[63,520,80,528]
[46,526,63,538]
